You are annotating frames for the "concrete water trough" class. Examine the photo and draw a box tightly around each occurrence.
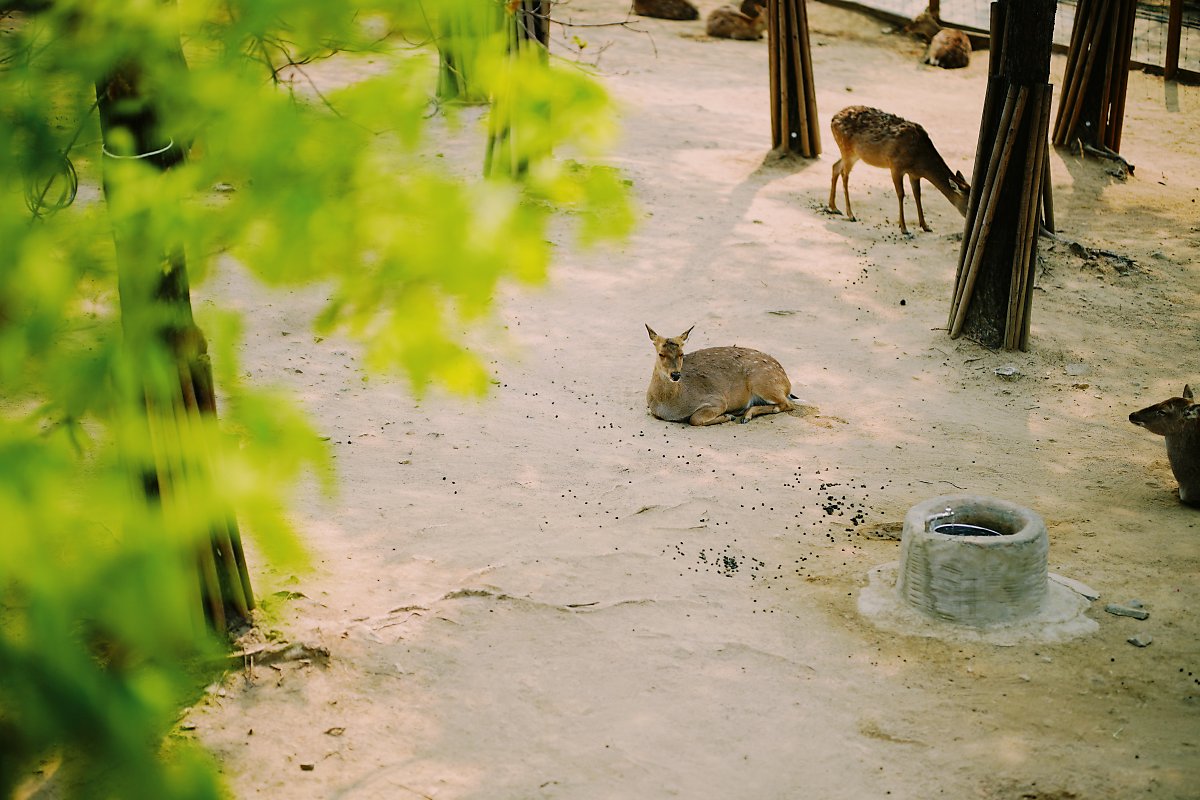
[859,494,1098,644]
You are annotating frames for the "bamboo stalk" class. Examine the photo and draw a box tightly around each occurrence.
[1055,0,1107,144]
[1055,0,1107,145]
[1005,86,1046,348]
[1061,0,1112,146]
[147,392,226,631]
[987,0,1005,79]
[1110,0,1134,152]
[955,78,1002,283]
[188,355,256,612]
[786,0,810,156]
[173,386,252,622]
[776,0,791,153]
[1040,148,1055,232]
[1095,0,1120,147]
[1053,0,1090,137]
[797,0,820,154]
[951,86,1028,338]
[951,83,1019,324]
[143,393,206,633]
[1018,87,1054,351]
[768,0,781,147]
[955,76,1003,297]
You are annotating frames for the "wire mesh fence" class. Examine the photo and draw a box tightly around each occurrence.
[852,0,1200,76]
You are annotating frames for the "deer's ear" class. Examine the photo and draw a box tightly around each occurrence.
[955,170,966,183]
[1184,384,1194,402]
[646,324,659,341]
[680,325,695,342]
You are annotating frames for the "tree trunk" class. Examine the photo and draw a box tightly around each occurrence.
[767,0,820,158]
[948,0,1056,351]
[96,45,255,633]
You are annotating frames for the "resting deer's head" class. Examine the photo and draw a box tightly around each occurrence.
[646,324,693,383]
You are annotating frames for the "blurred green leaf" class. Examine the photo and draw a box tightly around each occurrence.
[1,0,631,796]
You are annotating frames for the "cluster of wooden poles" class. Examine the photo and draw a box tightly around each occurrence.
[948,3,1055,352]
[145,348,257,633]
[1052,0,1136,151]
[767,0,821,157]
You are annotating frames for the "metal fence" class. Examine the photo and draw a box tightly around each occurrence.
[837,0,1200,79]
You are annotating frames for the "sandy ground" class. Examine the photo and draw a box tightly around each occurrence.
[190,2,1200,798]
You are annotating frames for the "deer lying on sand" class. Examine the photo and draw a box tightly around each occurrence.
[1129,385,1200,507]
[706,0,767,40]
[828,105,970,235]
[632,0,699,21]
[646,325,797,426]
[924,28,972,68]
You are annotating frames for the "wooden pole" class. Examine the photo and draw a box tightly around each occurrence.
[1052,0,1090,138]
[951,86,1027,338]
[1057,0,1109,145]
[797,0,821,152]
[786,0,811,155]
[1040,155,1055,232]
[768,0,819,157]
[1165,0,1183,81]
[1019,88,1053,350]
[768,0,781,144]
[1005,85,1048,349]
[952,83,1018,320]
[1095,0,1120,146]
[1109,0,1135,151]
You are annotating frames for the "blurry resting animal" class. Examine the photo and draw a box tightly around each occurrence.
[1129,385,1200,507]
[645,325,799,426]
[903,8,941,40]
[924,28,971,69]
[828,105,970,235]
[632,0,699,21]
[706,0,768,40]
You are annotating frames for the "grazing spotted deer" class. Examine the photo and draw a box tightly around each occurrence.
[1129,385,1200,507]
[646,325,797,426]
[828,105,970,235]
[706,0,767,40]
[632,0,699,21]
[924,28,972,69]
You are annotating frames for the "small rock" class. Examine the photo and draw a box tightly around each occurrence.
[1127,635,1153,648]
[994,365,1021,380]
[300,763,315,772]
[1105,603,1149,620]
[1065,363,1088,376]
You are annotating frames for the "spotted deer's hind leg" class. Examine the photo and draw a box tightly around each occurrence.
[829,159,843,214]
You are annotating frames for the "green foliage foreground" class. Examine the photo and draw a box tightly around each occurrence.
[0,0,631,796]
